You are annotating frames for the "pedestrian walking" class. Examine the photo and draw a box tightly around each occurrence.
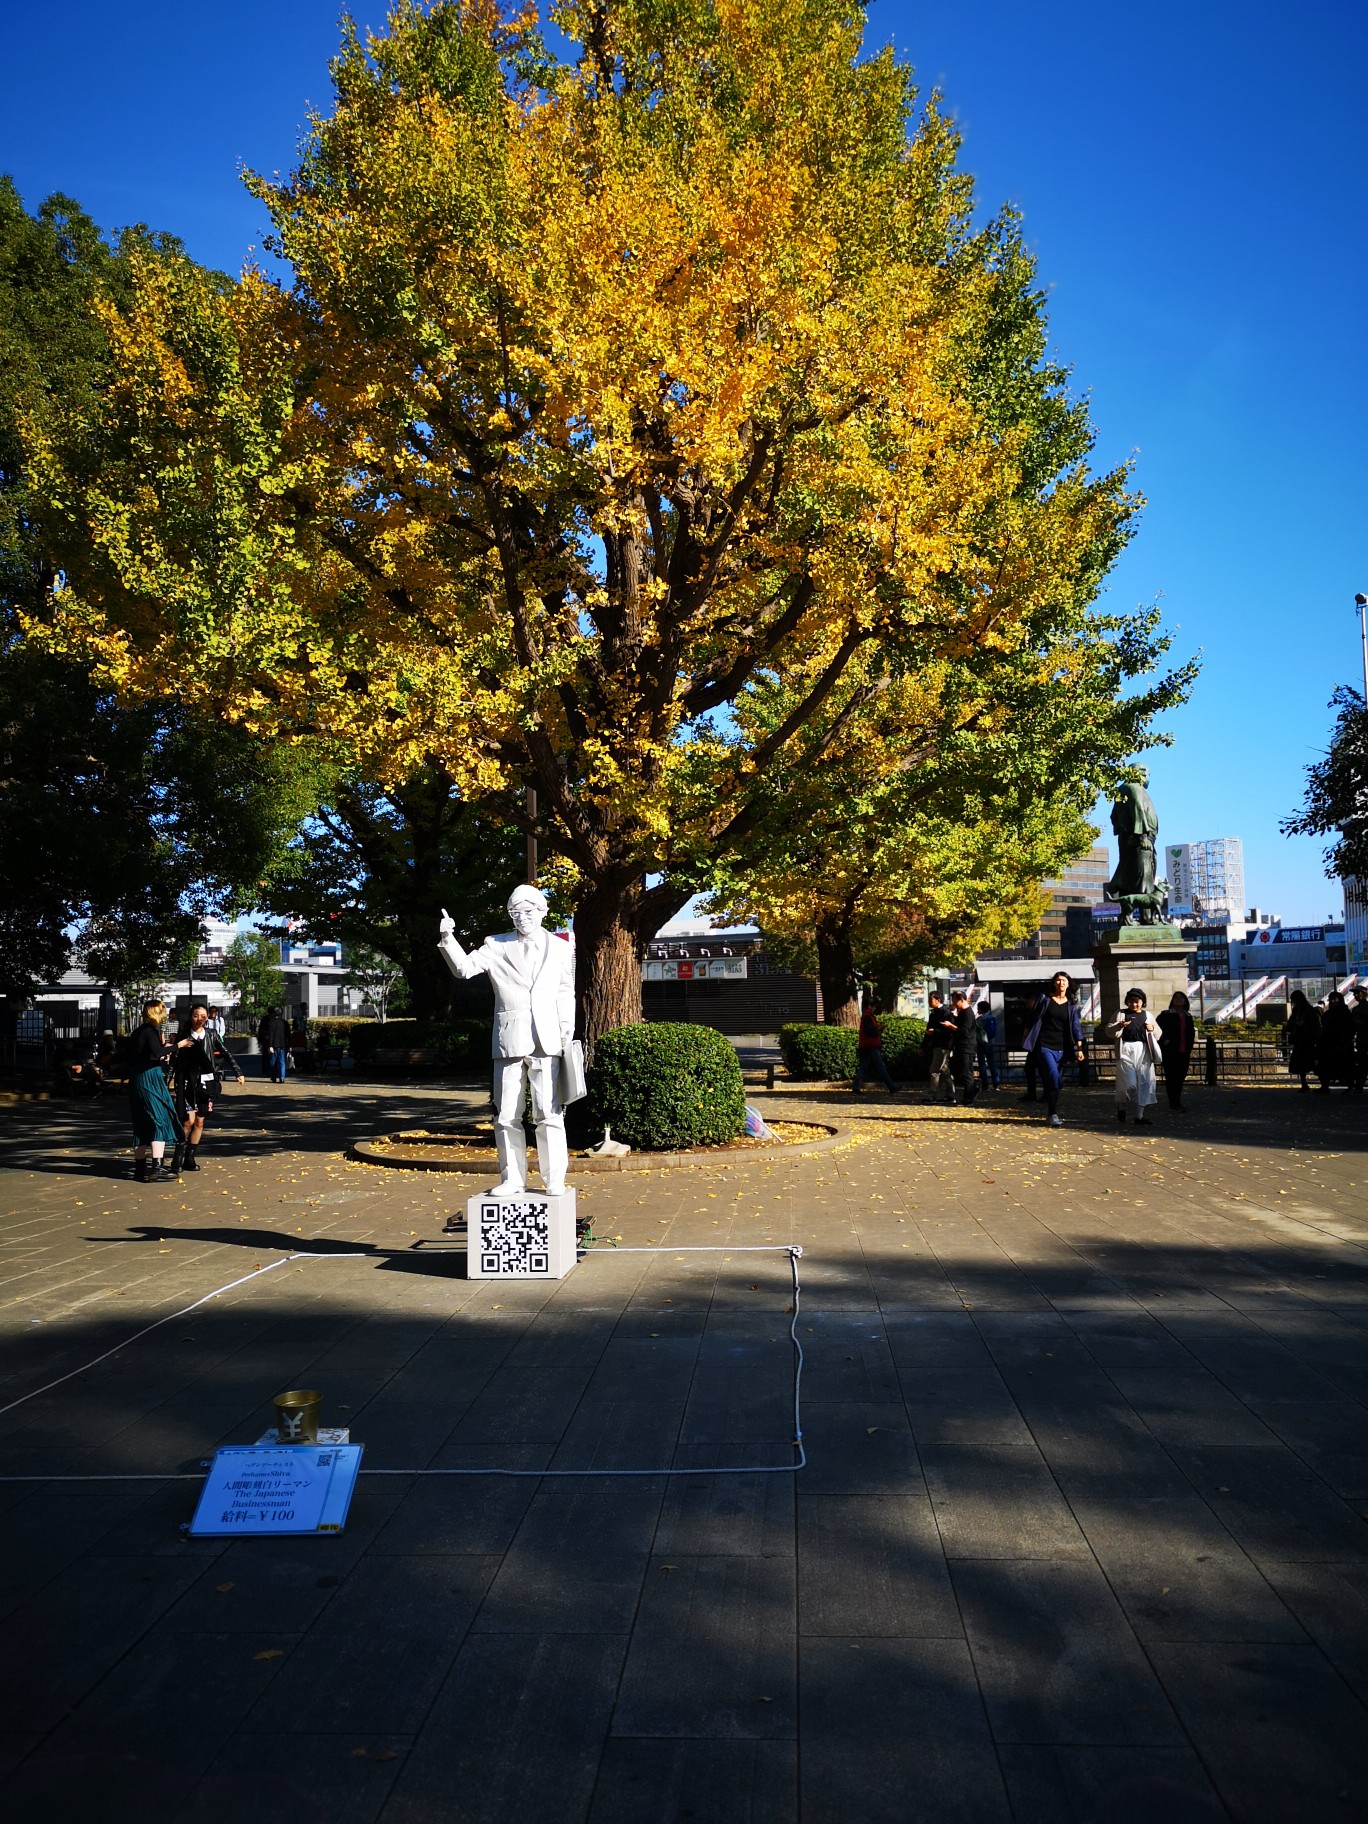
[1104,988,1162,1125]
[1351,990,1368,1093]
[975,1000,1001,1092]
[258,1005,291,1083]
[1317,990,1354,1092]
[950,990,979,1105]
[1285,989,1320,1092]
[1156,990,1196,1111]
[1022,971,1085,1127]
[923,991,958,1104]
[127,1000,179,1183]
[852,996,899,1096]
[171,1001,245,1172]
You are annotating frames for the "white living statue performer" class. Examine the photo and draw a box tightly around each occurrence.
[438,887,577,1196]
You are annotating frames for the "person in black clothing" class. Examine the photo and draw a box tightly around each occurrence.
[127,1000,180,1182]
[923,992,958,1104]
[975,1001,1001,1092]
[1285,989,1319,1092]
[1156,990,1196,1111]
[1317,991,1354,1092]
[950,990,979,1105]
[1351,991,1368,1093]
[258,1005,291,1083]
[172,1001,245,1171]
[1022,971,1085,1127]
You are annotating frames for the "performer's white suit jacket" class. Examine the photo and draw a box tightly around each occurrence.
[439,929,575,1060]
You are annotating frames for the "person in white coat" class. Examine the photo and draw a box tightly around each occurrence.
[438,885,578,1195]
[1103,987,1162,1126]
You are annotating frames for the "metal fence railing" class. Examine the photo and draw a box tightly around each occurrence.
[1080,1038,1286,1088]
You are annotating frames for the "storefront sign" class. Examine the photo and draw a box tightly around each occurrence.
[643,957,748,982]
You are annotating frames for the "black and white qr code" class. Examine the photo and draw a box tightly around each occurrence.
[478,1200,551,1275]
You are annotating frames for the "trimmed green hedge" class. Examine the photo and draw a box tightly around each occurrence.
[779,1016,929,1081]
[306,1016,358,1048]
[779,1022,857,1080]
[881,1015,930,1080]
[585,1023,745,1150]
[345,1017,491,1070]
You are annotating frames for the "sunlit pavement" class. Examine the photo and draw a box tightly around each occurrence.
[2,1073,1367,1820]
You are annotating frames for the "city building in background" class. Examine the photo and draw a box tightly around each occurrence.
[1062,901,1119,956]
[1180,909,1282,980]
[1344,878,1368,968]
[642,920,818,1031]
[1231,922,1345,980]
[1165,837,1245,922]
[982,844,1111,961]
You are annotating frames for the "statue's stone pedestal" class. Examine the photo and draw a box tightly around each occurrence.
[1094,928,1196,1028]
[465,1188,578,1281]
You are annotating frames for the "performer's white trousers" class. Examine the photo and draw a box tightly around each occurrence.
[493,1054,567,1194]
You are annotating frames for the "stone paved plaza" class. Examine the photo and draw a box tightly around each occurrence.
[2,1071,1368,1821]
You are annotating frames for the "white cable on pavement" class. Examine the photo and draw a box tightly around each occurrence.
[0,1252,367,1422]
[0,1243,806,1483]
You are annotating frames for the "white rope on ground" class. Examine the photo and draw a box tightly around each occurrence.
[0,1252,369,1422]
[0,1244,806,1483]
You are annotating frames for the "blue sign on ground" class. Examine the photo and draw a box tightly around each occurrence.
[189,1443,364,1536]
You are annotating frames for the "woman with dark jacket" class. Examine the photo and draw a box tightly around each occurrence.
[1317,990,1355,1092]
[1285,989,1320,1093]
[1156,991,1197,1111]
[172,1001,244,1171]
[127,1000,180,1183]
[1022,971,1085,1128]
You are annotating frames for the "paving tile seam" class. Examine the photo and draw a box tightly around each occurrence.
[848,1217,1009,1758]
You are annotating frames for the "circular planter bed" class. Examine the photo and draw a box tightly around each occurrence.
[349,1118,841,1173]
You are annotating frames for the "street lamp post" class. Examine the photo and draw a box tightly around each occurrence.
[1356,593,1368,702]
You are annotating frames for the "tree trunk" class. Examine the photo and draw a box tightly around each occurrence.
[573,880,646,1055]
[399,915,453,1022]
[816,915,860,1027]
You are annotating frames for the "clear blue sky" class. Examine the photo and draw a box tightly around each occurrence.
[3,1,1363,921]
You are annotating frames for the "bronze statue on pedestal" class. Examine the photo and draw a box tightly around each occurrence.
[1106,775,1166,926]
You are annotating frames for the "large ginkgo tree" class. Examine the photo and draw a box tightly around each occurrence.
[23,0,1187,1042]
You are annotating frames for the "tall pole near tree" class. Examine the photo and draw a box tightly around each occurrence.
[1356,593,1368,703]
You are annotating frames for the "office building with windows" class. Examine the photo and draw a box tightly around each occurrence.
[979,845,1111,961]
[1166,837,1245,922]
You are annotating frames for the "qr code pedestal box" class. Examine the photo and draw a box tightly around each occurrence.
[465,1189,578,1280]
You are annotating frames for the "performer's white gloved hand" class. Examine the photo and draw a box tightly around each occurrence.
[561,1028,575,1052]
[439,907,455,939]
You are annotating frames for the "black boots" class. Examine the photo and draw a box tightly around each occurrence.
[134,1156,174,1183]
[182,1144,199,1172]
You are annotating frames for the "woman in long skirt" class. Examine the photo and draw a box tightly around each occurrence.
[127,999,180,1182]
[1104,988,1162,1126]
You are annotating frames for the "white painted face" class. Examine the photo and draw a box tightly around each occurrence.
[508,893,546,937]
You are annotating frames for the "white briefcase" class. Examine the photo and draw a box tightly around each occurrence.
[559,1038,587,1105]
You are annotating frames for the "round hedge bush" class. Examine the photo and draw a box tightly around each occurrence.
[879,1015,929,1081]
[778,1016,929,1082]
[584,1022,746,1150]
[778,1022,858,1081]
